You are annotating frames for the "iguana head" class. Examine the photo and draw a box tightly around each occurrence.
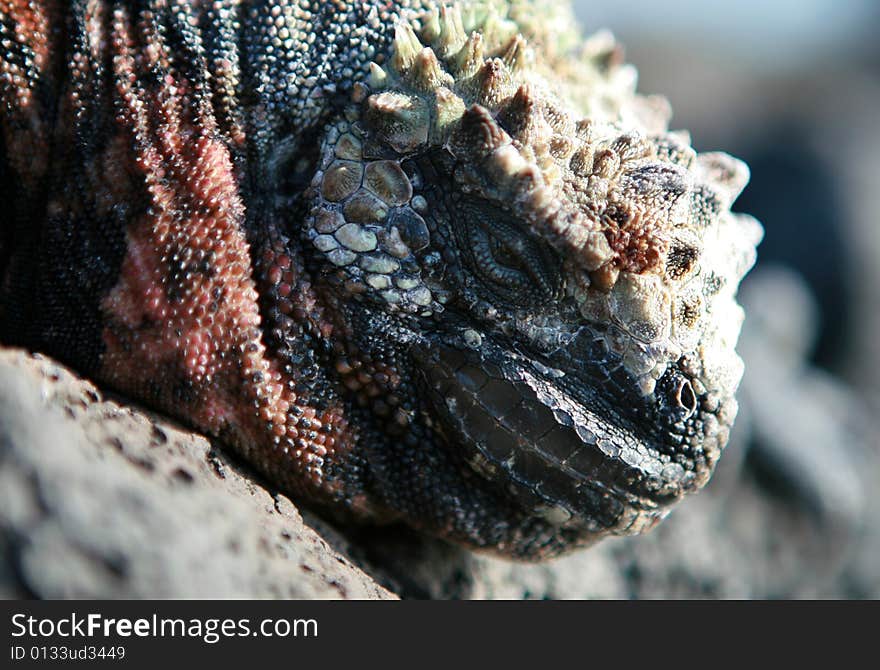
[304,2,762,556]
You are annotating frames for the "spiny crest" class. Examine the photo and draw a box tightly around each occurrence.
[356,2,754,304]
[362,3,578,194]
[364,4,540,143]
[436,6,467,58]
[450,31,484,77]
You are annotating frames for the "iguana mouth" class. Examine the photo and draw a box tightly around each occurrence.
[416,330,709,535]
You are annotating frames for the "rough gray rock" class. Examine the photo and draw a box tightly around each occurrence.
[0,347,393,599]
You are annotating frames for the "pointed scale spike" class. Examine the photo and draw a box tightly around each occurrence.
[481,13,518,51]
[486,144,532,187]
[408,47,453,91]
[450,31,484,77]
[582,29,625,72]
[549,134,576,161]
[437,5,467,59]
[696,152,751,204]
[502,34,529,73]
[430,86,466,143]
[369,62,388,89]
[473,58,512,109]
[460,4,478,33]
[610,132,653,162]
[452,104,510,158]
[575,119,595,141]
[391,23,422,73]
[421,8,440,43]
[463,3,492,34]
[366,91,429,153]
[497,83,536,139]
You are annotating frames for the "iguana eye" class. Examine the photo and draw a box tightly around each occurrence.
[475,226,527,282]
[452,197,560,305]
[467,222,558,304]
[489,234,525,271]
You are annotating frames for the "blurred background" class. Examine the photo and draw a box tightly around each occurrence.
[566,0,880,597]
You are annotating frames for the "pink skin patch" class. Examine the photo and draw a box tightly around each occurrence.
[95,6,357,503]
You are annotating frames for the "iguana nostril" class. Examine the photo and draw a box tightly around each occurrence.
[676,379,698,417]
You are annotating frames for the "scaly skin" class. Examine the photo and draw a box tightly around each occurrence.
[0,0,761,559]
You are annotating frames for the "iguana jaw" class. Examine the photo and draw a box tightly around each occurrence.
[412,319,731,538]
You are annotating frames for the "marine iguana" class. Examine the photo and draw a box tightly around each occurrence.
[0,0,761,558]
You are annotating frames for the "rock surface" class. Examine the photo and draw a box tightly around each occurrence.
[0,347,393,599]
[2,327,878,599]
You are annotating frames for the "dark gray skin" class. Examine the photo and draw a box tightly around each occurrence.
[0,0,759,559]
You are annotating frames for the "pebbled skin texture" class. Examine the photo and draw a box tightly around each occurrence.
[0,0,761,559]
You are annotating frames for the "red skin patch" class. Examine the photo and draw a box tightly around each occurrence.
[0,0,54,185]
[92,4,360,507]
